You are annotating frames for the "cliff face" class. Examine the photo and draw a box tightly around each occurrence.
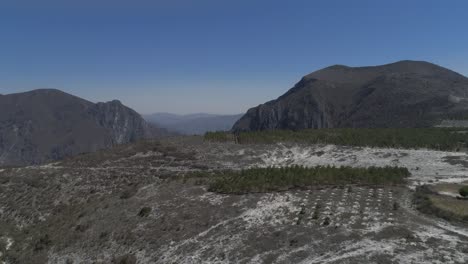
[0,89,155,166]
[90,100,153,144]
[233,61,468,131]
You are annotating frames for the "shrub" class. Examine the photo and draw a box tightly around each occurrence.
[75,223,90,232]
[138,207,152,217]
[120,186,138,199]
[112,254,137,264]
[312,203,322,220]
[34,234,52,252]
[459,186,468,197]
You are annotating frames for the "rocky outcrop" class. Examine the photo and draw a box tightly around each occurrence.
[0,89,157,166]
[90,100,153,144]
[233,61,468,131]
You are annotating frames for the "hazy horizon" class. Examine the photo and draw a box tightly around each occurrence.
[1,0,468,115]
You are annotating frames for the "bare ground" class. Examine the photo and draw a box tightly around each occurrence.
[0,136,467,263]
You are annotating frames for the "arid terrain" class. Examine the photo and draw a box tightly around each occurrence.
[3,1,468,263]
[0,136,467,263]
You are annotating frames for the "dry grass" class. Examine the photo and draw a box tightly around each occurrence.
[429,195,468,217]
[415,185,468,222]
[432,183,464,195]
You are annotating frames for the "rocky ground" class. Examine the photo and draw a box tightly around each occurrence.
[0,136,467,263]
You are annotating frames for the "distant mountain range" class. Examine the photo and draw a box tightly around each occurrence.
[0,89,163,166]
[144,112,243,135]
[5,60,468,164]
[233,60,468,131]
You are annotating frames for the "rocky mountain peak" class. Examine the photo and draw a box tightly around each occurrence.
[233,61,468,132]
[0,89,156,166]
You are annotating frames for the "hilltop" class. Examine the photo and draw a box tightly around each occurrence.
[233,60,468,131]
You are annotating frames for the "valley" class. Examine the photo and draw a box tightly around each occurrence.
[3,1,468,263]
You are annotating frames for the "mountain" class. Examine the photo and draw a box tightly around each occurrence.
[0,89,159,166]
[144,112,243,135]
[233,60,468,131]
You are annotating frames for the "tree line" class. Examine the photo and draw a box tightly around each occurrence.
[208,165,410,194]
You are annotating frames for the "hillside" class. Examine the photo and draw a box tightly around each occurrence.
[0,89,158,166]
[0,137,467,263]
[233,60,468,131]
[145,112,242,135]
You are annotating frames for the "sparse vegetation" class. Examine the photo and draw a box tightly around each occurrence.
[0,132,465,263]
[205,128,468,150]
[204,131,237,142]
[208,165,409,194]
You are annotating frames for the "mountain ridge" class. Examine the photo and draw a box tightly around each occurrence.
[0,89,160,166]
[232,60,468,131]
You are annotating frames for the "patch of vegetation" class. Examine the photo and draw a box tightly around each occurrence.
[444,112,468,120]
[0,240,6,262]
[169,171,218,185]
[312,206,320,220]
[112,253,137,264]
[120,185,139,199]
[414,185,468,222]
[61,139,197,167]
[34,234,52,252]
[138,207,152,217]
[205,128,468,150]
[459,186,468,197]
[74,223,90,233]
[204,131,237,142]
[208,165,409,194]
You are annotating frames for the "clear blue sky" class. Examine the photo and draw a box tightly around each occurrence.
[1,0,468,114]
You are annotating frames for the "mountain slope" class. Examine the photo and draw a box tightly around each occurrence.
[233,60,468,131]
[144,113,242,135]
[0,89,157,166]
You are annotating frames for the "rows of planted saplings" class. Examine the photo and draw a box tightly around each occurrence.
[205,128,468,150]
[207,165,410,194]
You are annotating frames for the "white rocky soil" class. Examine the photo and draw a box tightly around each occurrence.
[257,144,468,187]
[1,139,467,263]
